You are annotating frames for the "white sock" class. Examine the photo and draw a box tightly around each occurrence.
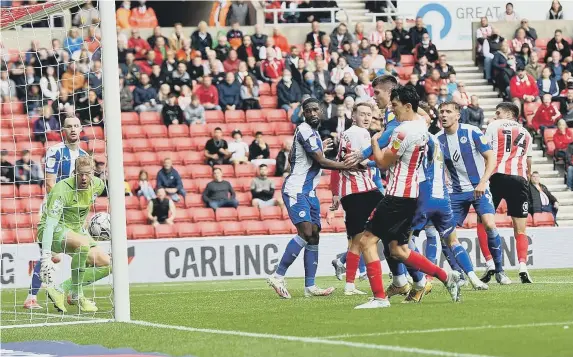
[345,282,355,290]
[274,272,284,279]
[392,274,408,287]
[486,259,495,269]
[519,262,527,272]
[414,276,427,290]
[305,285,316,290]
[27,294,36,300]
[468,271,480,282]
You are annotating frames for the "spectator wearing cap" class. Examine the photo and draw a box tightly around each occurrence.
[218,72,241,111]
[532,94,562,133]
[202,167,239,210]
[194,75,221,111]
[191,21,213,59]
[414,33,438,63]
[133,73,160,113]
[0,150,14,184]
[223,50,241,73]
[184,95,206,125]
[251,164,283,208]
[510,66,539,108]
[228,130,250,168]
[162,93,184,126]
[409,17,429,50]
[249,131,276,167]
[227,21,244,50]
[277,69,302,111]
[15,149,43,186]
[205,127,231,166]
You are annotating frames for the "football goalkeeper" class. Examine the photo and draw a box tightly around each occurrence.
[38,156,111,313]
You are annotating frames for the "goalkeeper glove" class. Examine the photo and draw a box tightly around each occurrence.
[39,253,55,285]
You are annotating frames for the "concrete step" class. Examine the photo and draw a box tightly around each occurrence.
[553,190,573,200]
[478,97,503,105]
[472,92,499,98]
[465,85,494,92]
[532,163,554,171]
[338,2,365,9]
[556,212,573,220]
[462,78,489,85]
[538,169,560,178]
[540,177,567,185]
[531,156,551,164]
[453,66,480,73]
[557,205,573,213]
[557,197,573,205]
[546,183,569,192]
[456,72,484,80]
[352,16,372,21]
[480,104,501,111]
[555,219,573,226]
[530,150,544,157]
[449,61,475,67]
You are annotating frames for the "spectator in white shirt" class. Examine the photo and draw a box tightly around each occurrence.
[259,37,283,61]
[330,57,357,85]
[228,129,250,168]
[0,70,17,102]
[368,20,386,46]
[39,66,59,101]
[498,2,520,21]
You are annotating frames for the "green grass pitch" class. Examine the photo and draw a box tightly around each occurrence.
[2,269,573,357]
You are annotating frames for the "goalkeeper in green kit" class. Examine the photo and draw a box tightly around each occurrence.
[38,156,111,313]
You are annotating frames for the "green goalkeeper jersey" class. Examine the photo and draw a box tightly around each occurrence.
[38,176,106,233]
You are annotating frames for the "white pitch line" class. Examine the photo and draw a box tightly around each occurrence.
[132,287,269,296]
[1,318,111,330]
[128,320,497,357]
[321,321,573,340]
[0,310,103,321]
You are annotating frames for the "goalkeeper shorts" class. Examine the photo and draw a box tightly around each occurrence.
[37,226,96,254]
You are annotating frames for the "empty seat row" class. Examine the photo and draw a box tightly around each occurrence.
[122,136,290,153]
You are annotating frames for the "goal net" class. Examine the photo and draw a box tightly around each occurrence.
[1,0,128,327]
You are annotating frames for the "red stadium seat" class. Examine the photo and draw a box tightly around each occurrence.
[215,207,238,222]
[194,178,211,193]
[155,224,177,239]
[225,110,246,123]
[401,55,415,66]
[172,137,194,151]
[16,141,44,156]
[152,138,175,152]
[234,165,255,177]
[318,175,331,190]
[214,165,234,178]
[182,178,197,193]
[191,165,213,179]
[229,123,253,136]
[1,199,21,214]
[264,220,291,235]
[125,196,142,210]
[183,151,204,165]
[544,128,557,145]
[139,112,161,125]
[9,114,30,128]
[157,151,182,165]
[13,126,33,142]
[265,109,287,122]
[83,126,104,141]
[222,222,246,236]
[123,125,146,139]
[130,224,155,239]
[124,166,141,181]
[89,140,107,156]
[535,38,549,49]
[3,214,33,229]
[238,206,260,221]
[234,192,250,206]
[333,218,347,233]
[144,124,168,139]
[317,189,333,204]
[260,96,278,109]
[533,212,554,227]
[271,82,278,95]
[200,222,223,236]
[190,137,210,150]
[396,66,414,80]
[176,209,192,222]
[1,230,16,244]
[527,214,534,227]
[244,220,268,235]
[497,199,508,213]
[15,228,36,243]
[175,166,192,179]
[126,209,147,225]
[168,125,189,138]
[139,152,159,166]
[127,138,150,153]
[177,223,201,238]
[193,208,215,222]
[2,101,25,115]
[260,206,282,220]
[495,214,513,228]
[189,124,209,138]
[17,184,43,198]
[259,82,271,96]
[185,194,204,208]
[94,197,109,213]
[246,110,264,122]
[273,122,294,135]
[321,219,336,233]
[250,122,273,136]
[545,141,556,157]
[235,177,252,192]
[122,112,140,125]
[463,213,478,229]
[205,110,225,123]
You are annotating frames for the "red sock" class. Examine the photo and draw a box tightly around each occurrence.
[515,233,528,263]
[345,252,360,284]
[366,261,386,299]
[477,223,492,261]
[404,250,448,283]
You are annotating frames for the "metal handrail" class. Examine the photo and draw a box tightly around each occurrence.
[263,7,342,25]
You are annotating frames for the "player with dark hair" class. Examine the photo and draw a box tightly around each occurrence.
[436,101,511,285]
[485,102,533,283]
[267,97,355,299]
[351,86,461,309]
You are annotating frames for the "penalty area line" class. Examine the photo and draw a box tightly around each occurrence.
[321,321,573,339]
[128,320,497,357]
[0,319,112,330]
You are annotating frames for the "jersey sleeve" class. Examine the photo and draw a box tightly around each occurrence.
[44,146,60,175]
[484,123,496,148]
[471,127,492,154]
[361,126,394,159]
[525,131,533,157]
[298,130,322,154]
[389,127,409,156]
[92,177,106,196]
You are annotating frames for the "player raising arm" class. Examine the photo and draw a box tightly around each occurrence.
[39,157,111,313]
[485,102,533,283]
[267,98,355,299]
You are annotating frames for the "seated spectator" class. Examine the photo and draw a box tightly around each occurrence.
[519,18,538,41]
[128,29,151,60]
[0,70,17,102]
[147,25,168,49]
[292,58,308,86]
[177,39,201,63]
[492,40,510,83]
[259,37,283,61]
[452,82,471,107]
[498,2,520,21]
[392,18,412,54]
[475,17,493,50]
[156,158,186,202]
[121,53,141,86]
[345,43,362,70]
[409,17,428,50]
[138,51,160,76]
[446,74,458,95]
[247,56,265,83]
[366,44,387,72]
[218,72,241,111]
[130,0,158,28]
[275,140,292,177]
[516,43,532,68]
[77,90,103,126]
[52,88,74,123]
[437,85,452,104]
[424,69,443,96]
[532,94,562,132]
[64,27,83,55]
[333,85,346,105]
[162,93,184,126]
[240,75,261,110]
[277,69,302,111]
[94,162,108,196]
[510,66,539,108]
[116,1,132,29]
[236,61,251,84]
[237,35,258,62]
[559,70,571,94]
[205,127,231,166]
[339,72,357,99]
[546,29,571,63]
[414,33,438,63]
[150,64,169,89]
[133,73,160,113]
[328,51,340,71]
[547,0,564,19]
[33,106,61,143]
[537,67,560,97]
[222,49,239,74]
[300,42,317,64]
[553,119,573,161]
[191,21,212,59]
[61,61,85,93]
[202,167,239,209]
[251,164,283,208]
[547,51,565,81]
[260,48,285,83]
[512,28,533,54]
[525,52,543,80]
[330,57,357,85]
[249,131,275,166]
[135,169,156,200]
[194,75,221,110]
[214,35,231,62]
[437,55,455,79]
[161,49,178,75]
[39,66,59,101]
[251,24,268,54]
[228,129,250,167]
[171,62,192,93]
[272,27,289,54]
[314,59,331,91]
[185,94,206,125]
[157,83,173,109]
[26,85,44,114]
[565,88,573,124]
[367,20,385,45]
[227,21,244,49]
[497,54,517,99]
[147,188,175,226]
[413,55,430,80]
[15,149,43,186]
[354,57,375,82]
[301,72,325,101]
[306,21,326,48]
[464,95,485,128]
[0,149,14,184]
[529,172,558,223]
[405,73,426,102]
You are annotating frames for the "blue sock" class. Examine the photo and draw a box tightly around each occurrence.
[358,255,366,274]
[304,245,319,287]
[275,235,306,276]
[29,260,42,296]
[424,228,439,264]
[452,243,474,274]
[486,228,503,273]
[442,244,464,275]
[339,251,347,265]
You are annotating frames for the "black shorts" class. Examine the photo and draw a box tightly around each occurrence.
[341,190,383,237]
[489,173,529,218]
[364,195,418,245]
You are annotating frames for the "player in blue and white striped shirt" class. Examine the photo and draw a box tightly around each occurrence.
[23,117,89,309]
[435,102,511,285]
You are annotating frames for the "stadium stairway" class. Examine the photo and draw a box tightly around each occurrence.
[445,51,573,227]
[335,0,370,22]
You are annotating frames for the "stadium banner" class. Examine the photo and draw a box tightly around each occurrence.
[2,228,573,288]
[398,1,573,50]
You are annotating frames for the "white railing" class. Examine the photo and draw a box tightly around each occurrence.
[263,7,345,25]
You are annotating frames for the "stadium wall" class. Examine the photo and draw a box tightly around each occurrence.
[3,228,573,288]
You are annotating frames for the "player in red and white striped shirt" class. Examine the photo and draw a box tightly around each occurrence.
[328,102,383,296]
[484,102,534,283]
[349,86,461,309]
